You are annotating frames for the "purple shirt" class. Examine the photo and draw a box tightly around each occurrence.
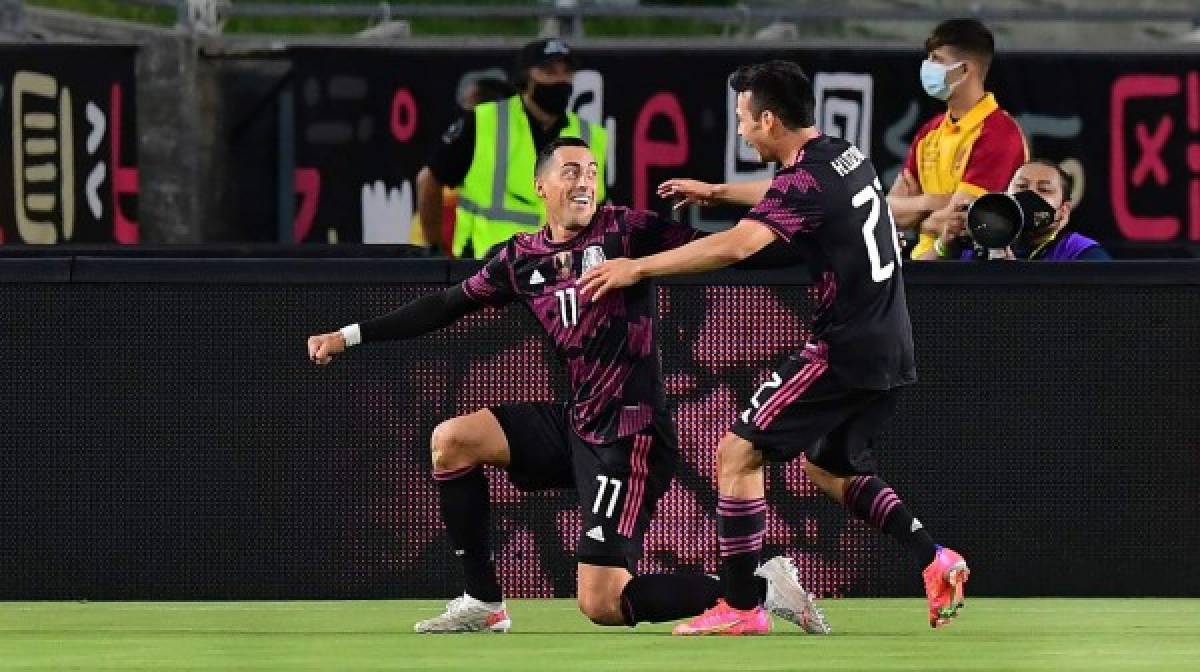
[462,206,693,443]
[964,231,1109,260]
[1036,232,1108,260]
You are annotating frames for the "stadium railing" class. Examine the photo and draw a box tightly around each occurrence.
[18,0,1200,38]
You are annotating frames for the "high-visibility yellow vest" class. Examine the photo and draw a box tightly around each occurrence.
[454,95,607,258]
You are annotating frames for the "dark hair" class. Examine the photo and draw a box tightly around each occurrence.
[728,60,815,130]
[1024,158,1074,199]
[534,137,591,178]
[925,18,995,74]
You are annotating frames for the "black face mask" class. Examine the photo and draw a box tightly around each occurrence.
[531,81,572,115]
[1012,190,1058,236]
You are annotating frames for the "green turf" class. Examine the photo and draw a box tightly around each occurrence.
[1,599,1198,670]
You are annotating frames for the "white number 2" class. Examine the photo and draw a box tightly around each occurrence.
[740,372,783,424]
[555,288,579,327]
[592,476,622,518]
[853,179,901,283]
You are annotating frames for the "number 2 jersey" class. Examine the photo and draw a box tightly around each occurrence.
[461,206,693,444]
[744,133,917,390]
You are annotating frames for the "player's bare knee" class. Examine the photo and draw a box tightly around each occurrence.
[576,589,623,626]
[717,434,760,478]
[430,418,475,471]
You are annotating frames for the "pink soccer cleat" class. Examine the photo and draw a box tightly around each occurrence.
[672,599,771,636]
[923,546,969,628]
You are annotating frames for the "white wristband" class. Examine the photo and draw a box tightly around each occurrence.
[339,324,362,348]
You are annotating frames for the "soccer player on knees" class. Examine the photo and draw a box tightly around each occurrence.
[581,61,969,633]
[307,137,827,634]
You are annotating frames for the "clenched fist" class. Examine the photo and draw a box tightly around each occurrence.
[307,332,347,366]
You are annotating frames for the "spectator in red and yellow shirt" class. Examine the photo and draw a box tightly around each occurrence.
[888,18,1027,260]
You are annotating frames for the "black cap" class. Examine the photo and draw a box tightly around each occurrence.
[514,38,578,72]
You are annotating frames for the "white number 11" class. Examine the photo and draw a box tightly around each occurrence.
[593,476,622,518]
[555,288,579,327]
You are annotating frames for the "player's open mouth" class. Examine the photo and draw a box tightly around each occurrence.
[571,195,591,206]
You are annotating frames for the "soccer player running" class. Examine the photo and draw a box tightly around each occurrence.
[580,62,969,634]
[306,137,828,634]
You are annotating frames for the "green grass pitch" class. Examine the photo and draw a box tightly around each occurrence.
[2,599,1198,670]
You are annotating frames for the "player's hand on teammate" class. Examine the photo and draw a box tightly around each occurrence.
[307,332,347,366]
[579,258,642,302]
[657,178,717,210]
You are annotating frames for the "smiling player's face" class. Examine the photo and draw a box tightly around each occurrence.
[736,91,776,164]
[536,145,599,236]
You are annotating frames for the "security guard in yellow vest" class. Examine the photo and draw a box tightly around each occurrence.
[417,38,608,258]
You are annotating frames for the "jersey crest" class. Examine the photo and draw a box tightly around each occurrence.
[581,245,607,275]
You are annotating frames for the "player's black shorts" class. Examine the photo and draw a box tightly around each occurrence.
[489,402,678,565]
[731,348,901,476]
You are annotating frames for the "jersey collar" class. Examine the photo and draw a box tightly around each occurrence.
[784,131,824,169]
[539,210,600,249]
[942,92,998,133]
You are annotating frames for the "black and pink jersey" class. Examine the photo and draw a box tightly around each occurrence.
[462,206,693,444]
[745,134,916,390]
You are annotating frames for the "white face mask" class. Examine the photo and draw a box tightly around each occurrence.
[920,59,964,101]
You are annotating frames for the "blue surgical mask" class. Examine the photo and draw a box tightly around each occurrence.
[920,59,964,101]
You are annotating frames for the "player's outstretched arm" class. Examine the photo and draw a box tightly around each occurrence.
[579,219,777,301]
[657,178,771,209]
[306,285,481,366]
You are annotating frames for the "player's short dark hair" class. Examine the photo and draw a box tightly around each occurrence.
[728,60,816,130]
[925,18,995,74]
[1024,158,1074,200]
[534,137,591,178]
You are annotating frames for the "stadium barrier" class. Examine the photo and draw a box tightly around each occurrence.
[2,256,1198,599]
[8,43,1200,258]
[221,45,1200,258]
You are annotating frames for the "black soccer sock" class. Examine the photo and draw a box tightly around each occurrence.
[843,475,937,568]
[434,465,503,603]
[717,495,767,610]
[619,574,722,625]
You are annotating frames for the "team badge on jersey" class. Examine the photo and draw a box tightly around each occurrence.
[581,245,607,275]
[553,251,574,281]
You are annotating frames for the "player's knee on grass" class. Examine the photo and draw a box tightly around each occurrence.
[576,586,625,626]
[576,564,632,626]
